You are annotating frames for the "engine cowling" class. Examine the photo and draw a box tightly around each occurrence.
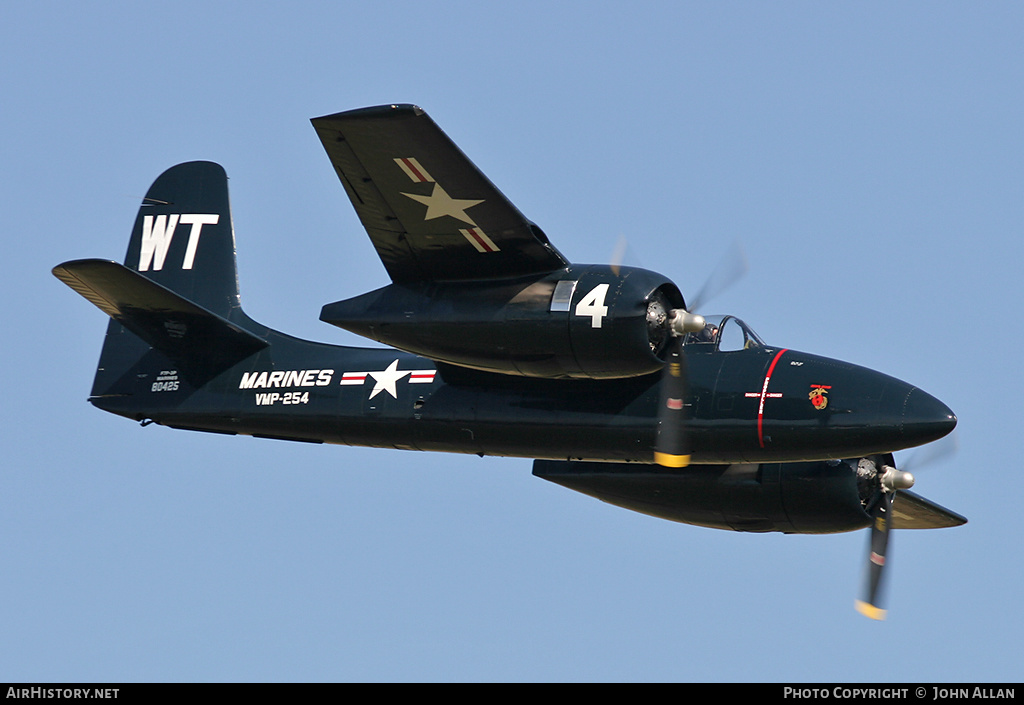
[320,265,685,379]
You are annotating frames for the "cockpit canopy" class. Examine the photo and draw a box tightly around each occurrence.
[683,315,765,352]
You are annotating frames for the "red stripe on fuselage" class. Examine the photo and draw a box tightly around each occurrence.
[758,349,789,448]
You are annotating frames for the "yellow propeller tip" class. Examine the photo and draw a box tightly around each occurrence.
[855,600,887,621]
[654,452,690,468]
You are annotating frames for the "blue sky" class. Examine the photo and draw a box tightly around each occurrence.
[2,2,1021,682]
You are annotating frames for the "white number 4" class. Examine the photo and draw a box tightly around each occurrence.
[575,283,609,328]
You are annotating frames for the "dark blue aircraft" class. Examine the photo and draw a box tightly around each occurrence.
[54,105,963,619]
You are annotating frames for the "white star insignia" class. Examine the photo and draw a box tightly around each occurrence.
[368,359,410,399]
[402,183,484,226]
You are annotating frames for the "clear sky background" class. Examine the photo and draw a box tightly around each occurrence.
[2,2,1021,682]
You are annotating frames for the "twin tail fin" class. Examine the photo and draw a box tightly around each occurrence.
[53,161,266,394]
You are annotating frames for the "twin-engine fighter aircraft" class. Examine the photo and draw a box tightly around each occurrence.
[54,104,964,620]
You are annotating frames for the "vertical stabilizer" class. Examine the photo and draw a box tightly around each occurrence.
[62,161,255,404]
[123,161,240,316]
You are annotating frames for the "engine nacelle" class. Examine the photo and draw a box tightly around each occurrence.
[533,459,873,534]
[320,265,684,379]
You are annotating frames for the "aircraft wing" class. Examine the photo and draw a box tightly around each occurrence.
[311,104,569,283]
[890,490,967,530]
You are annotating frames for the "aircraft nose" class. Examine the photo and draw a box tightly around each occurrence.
[901,387,957,446]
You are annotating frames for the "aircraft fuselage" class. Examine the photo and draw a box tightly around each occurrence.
[92,327,955,465]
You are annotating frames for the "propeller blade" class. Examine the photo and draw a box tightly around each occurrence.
[654,337,691,467]
[652,242,746,467]
[609,236,630,276]
[856,491,894,620]
[686,241,748,313]
[854,436,956,620]
[898,431,959,475]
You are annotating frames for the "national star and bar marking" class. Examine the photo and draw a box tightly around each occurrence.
[339,359,436,399]
[394,156,500,253]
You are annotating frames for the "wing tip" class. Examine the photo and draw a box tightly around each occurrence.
[311,103,424,125]
[892,490,969,529]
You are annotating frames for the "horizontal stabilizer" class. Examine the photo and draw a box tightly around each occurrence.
[53,259,267,382]
[890,490,967,529]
